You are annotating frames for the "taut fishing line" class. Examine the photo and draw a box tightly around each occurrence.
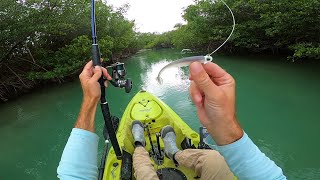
[156,0,235,84]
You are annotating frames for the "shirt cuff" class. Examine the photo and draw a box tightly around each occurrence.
[215,131,248,151]
[71,128,99,141]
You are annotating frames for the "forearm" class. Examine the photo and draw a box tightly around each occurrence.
[57,128,99,180]
[216,132,286,180]
[75,98,98,132]
[206,116,243,146]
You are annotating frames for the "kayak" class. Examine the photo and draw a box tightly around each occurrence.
[101,90,202,180]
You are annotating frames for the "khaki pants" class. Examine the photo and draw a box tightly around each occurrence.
[133,147,234,180]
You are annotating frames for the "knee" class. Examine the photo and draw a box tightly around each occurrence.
[200,150,227,167]
[199,151,233,179]
[203,150,224,159]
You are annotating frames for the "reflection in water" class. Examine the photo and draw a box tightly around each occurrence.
[141,60,190,98]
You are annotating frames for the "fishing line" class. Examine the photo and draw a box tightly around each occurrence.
[208,0,235,56]
[156,0,236,84]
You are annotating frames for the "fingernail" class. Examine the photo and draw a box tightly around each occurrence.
[94,66,101,70]
[190,62,202,74]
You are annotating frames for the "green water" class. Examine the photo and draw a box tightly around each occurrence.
[1,49,320,179]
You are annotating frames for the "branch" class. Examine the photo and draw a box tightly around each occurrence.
[26,48,36,63]
[0,81,10,93]
[0,32,33,63]
[4,64,29,88]
[17,57,49,72]
[0,92,7,102]
[17,57,64,83]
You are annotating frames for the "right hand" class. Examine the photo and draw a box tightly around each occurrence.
[79,60,112,104]
[189,62,243,146]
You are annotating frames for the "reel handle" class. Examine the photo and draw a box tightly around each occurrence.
[106,62,133,93]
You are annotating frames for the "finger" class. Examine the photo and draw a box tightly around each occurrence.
[189,62,219,95]
[203,62,234,85]
[79,61,94,80]
[189,82,208,124]
[189,82,204,107]
[91,66,102,82]
[104,80,108,87]
[189,74,193,81]
[83,60,93,70]
[102,67,112,80]
[196,104,207,126]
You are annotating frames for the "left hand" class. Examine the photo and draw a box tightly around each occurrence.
[79,60,112,104]
[188,62,243,145]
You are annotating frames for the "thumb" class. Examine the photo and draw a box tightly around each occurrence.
[91,66,102,82]
[189,62,218,96]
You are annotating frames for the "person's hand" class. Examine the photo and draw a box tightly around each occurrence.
[189,62,243,145]
[79,60,112,104]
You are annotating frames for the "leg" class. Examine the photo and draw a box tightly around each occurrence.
[160,125,233,180]
[175,149,234,180]
[133,147,159,180]
[132,120,159,180]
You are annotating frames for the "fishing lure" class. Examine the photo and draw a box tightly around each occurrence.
[156,0,235,84]
[156,55,213,84]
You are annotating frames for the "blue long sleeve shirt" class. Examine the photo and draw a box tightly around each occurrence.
[57,129,99,180]
[216,133,286,180]
[57,128,286,180]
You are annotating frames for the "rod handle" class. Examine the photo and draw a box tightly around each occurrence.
[92,44,101,66]
[101,102,122,159]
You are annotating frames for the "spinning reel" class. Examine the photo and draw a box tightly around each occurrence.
[106,62,132,93]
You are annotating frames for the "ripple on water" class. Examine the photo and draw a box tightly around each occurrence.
[14,106,40,128]
[18,159,47,180]
[288,168,320,179]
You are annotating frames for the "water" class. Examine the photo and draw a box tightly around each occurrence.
[1,49,320,179]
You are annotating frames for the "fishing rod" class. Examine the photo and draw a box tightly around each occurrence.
[91,0,132,160]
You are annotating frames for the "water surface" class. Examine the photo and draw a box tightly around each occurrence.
[1,49,320,179]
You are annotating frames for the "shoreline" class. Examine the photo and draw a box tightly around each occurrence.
[1,49,319,104]
[0,51,138,104]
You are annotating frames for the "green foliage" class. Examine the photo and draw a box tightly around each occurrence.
[172,25,203,49]
[28,35,91,80]
[289,44,320,60]
[147,32,174,49]
[135,32,174,49]
[135,33,158,49]
[0,0,139,101]
[170,0,320,60]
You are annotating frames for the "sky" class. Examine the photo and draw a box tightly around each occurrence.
[107,0,194,33]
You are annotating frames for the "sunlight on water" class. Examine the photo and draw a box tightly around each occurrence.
[141,59,190,97]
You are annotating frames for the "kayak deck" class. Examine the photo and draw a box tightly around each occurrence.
[103,91,200,179]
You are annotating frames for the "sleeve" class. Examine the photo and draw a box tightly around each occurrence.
[216,132,287,180]
[57,128,99,180]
